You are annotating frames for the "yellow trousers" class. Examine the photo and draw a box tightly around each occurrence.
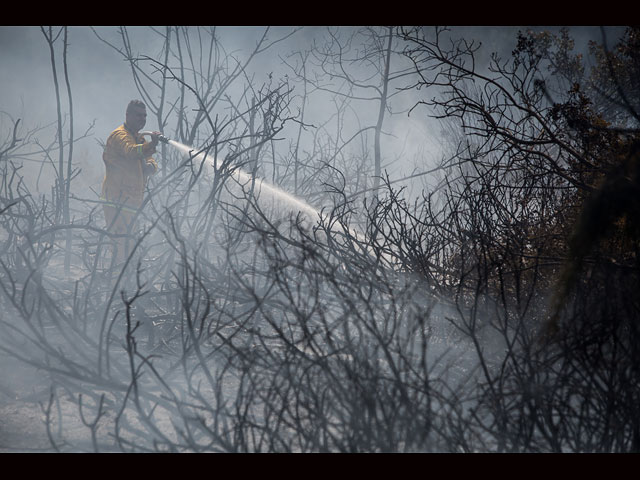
[103,203,138,265]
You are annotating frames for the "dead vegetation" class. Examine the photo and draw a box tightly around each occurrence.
[1,26,639,452]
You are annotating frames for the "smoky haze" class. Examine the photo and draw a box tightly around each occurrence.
[0,26,635,452]
[0,26,490,194]
[0,26,620,196]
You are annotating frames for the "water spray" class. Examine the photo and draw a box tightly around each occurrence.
[141,133,394,267]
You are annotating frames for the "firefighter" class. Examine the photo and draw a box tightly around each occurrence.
[101,100,160,264]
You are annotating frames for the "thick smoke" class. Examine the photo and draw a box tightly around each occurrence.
[0,26,632,452]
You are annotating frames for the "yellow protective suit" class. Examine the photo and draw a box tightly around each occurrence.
[101,123,158,261]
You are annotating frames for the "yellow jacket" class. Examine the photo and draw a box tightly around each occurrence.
[101,124,158,208]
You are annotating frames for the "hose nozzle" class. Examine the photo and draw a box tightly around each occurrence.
[140,131,170,144]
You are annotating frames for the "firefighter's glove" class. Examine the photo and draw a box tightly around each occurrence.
[144,162,157,175]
